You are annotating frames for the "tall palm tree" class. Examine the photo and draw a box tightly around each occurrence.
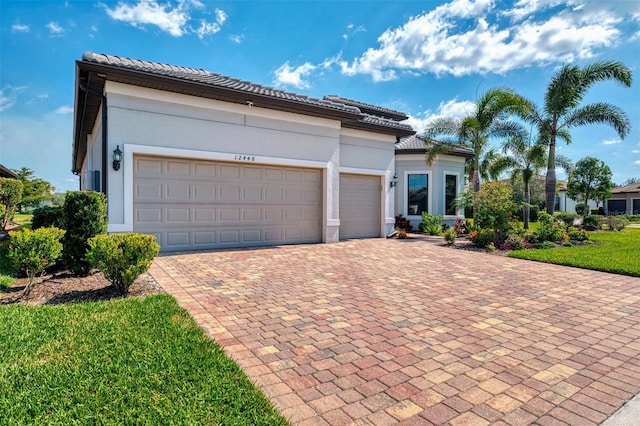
[533,61,632,214]
[424,87,531,218]
[425,88,529,192]
[489,135,571,229]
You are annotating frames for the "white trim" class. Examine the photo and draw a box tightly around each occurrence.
[339,166,386,176]
[107,143,330,233]
[443,170,463,219]
[403,170,432,219]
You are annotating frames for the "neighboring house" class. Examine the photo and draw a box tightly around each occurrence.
[606,183,640,215]
[72,52,468,251]
[556,181,598,214]
[394,136,472,229]
[0,164,18,179]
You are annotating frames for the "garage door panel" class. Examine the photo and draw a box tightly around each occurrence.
[134,155,322,251]
[340,174,381,239]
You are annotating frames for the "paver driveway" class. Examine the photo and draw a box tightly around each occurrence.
[150,238,640,425]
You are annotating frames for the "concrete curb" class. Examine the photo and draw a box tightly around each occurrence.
[601,394,640,426]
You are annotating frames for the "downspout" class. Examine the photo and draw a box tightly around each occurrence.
[78,78,108,195]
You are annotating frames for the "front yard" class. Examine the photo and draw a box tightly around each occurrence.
[508,228,640,277]
[0,294,287,425]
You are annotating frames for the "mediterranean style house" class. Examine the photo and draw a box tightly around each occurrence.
[72,52,469,251]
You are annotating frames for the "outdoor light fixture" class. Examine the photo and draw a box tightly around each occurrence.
[112,145,122,171]
[390,173,399,188]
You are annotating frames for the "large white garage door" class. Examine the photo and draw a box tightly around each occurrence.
[133,156,322,251]
[339,174,381,239]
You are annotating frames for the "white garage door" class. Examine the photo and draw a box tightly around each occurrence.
[340,174,381,239]
[133,155,322,251]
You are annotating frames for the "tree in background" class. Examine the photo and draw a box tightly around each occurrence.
[529,61,632,215]
[12,167,55,210]
[0,178,23,231]
[567,157,614,216]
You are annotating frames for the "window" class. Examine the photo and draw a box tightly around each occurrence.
[407,174,428,215]
[445,174,457,216]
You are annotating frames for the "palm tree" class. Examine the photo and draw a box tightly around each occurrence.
[533,61,632,215]
[489,135,571,229]
[424,88,531,217]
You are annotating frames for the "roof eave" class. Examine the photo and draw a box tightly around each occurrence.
[343,121,415,137]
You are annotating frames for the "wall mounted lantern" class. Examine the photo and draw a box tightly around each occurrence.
[390,173,399,188]
[112,145,122,171]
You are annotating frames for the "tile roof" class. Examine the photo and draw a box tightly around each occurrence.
[82,52,362,116]
[612,182,640,194]
[395,135,474,157]
[323,95,409,121]
[0,164,18,179]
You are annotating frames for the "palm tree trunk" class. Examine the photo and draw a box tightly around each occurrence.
[545,142,557,215]
[472,169,481,223]
[523,179,530,230]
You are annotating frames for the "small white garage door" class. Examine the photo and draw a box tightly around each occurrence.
[339,173,381,239]
[133,155,322,251]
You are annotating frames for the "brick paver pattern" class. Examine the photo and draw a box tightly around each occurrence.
[150,238,640,425]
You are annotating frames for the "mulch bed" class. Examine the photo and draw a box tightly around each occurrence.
[0,271,164,306]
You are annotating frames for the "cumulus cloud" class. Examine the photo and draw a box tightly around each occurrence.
[11,23,30,33]
[103,0,226,38]
[47,21,64,35]
[404,99,476,132]
[273,62,316,89]
[339,0,625,81]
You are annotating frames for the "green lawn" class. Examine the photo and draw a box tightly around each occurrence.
[12,213,33,226]
[508,228,640,277]
[0,294,288,425]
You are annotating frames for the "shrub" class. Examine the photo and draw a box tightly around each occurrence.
[87,233,160,294]
[537,212,567,242]
[8,227,65,297]
[0,274,14,289]
[575,203,588,216]
[443,229,456,245]
[537,241,557,249]
[0,178,23,231]
[32,205,65,230]
[567,227,589,241]
[475,182,516,241]
[583,215,603,231]
[501,233,527,251]
[555,212,580,227]
[62,191,108,276]
[603,216,629,231]
[471,228,494,248]
[0,240,17,276]
[529,205,540,223]
[420,213,443,234]
[394,214,413,232]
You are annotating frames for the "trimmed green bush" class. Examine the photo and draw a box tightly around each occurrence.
[62,191,107,276]
[8,227,65,297]
[537,212,568,242]
[443,229,456,245]
[420,212,443,235]
[0,178,23,231]
[537,241,557,249]
[32,205,64,230]
[583,215,603,231]
[555,212,580,227]
[475,182,516,242]
[0,274,14,289]
[575,203,587,216]
[87,233,160,294]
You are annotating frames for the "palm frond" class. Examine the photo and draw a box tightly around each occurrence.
[563,103,631,139]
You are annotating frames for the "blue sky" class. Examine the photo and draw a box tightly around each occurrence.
[1,0,639,192]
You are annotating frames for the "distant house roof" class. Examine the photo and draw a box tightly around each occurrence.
[0,164,18,179]
[323,95,409,121]
[73,52,414,173]
[395,135,474,158]
[611,182,640,194]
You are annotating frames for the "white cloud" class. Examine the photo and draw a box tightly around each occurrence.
[11,23,30,33]
[55,105,74,115]
[229,34,244,43]
[339,0,624,81]
[635,160,640,166]
[631,149,640,154]
[47,21,64,35]
[602,139,622,145]
[104,0,226,38]
[195,8,226,39]
[0,86,26,112]
[273,62,316,89]
[404,99,475,132]
[104,0,190,36]
[343,23,366,40]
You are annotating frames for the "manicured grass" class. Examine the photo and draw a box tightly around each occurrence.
[0,295,288,425]
[508,228,640,277]
[12,213,33,227]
